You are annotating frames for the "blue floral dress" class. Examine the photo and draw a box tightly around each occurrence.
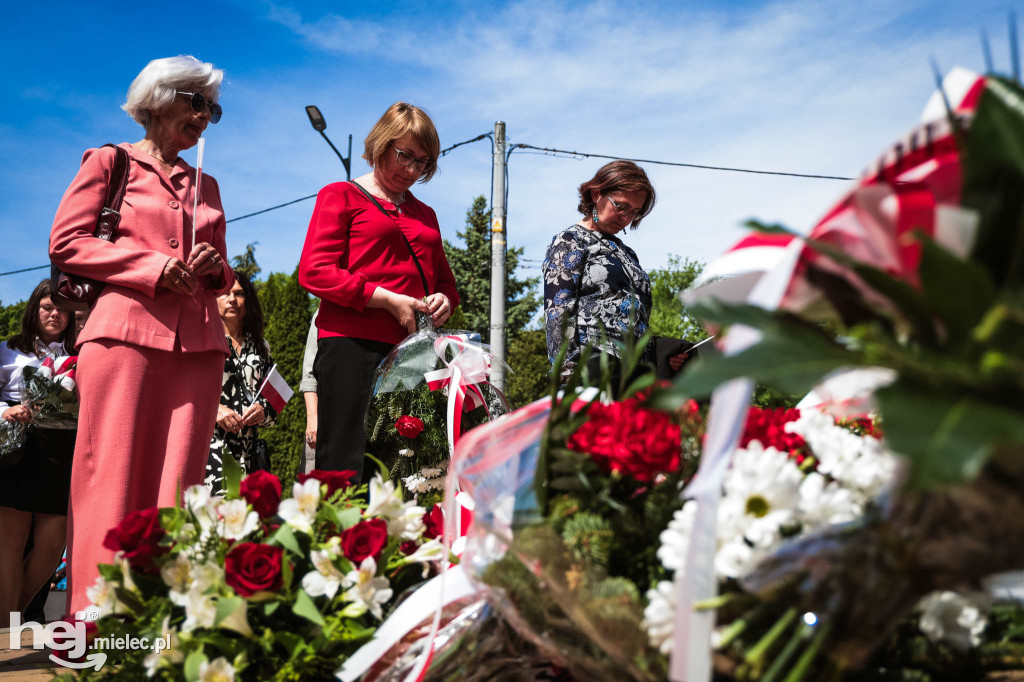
[543,224,652,381]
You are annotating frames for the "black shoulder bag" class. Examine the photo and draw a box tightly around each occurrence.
[50,144,131,312]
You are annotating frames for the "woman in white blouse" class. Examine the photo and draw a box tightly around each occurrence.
[0,280,77,627]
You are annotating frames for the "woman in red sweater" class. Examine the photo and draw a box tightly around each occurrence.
[298,102,459,479]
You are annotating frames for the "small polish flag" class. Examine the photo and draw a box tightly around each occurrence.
[255,364,294,413]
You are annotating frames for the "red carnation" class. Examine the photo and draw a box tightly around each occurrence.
[398,540,419,556]
[340,518,389,563]
[102,508,168,574]
[240,470,282,518]
[566,398,682,482]
[394,415,425,438]
[225,542,284,597]
[740,407,807,461]
[423,504,445,540]
[297,470,357,500]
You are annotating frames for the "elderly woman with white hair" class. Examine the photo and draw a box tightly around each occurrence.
[49,55,233,618]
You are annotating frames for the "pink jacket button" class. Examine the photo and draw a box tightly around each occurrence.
[168,238,179,248]
[168,200,180,209]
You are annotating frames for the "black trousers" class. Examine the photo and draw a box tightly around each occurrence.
[313,336,394,479]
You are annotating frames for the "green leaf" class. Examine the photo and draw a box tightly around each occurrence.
[550,476,586,491]
[183,649,207,682]
[918,234,996,349]
[656,301,860,404]
[214,596,245,627]
[270,524,302,555]
[221,444,244,498]
[263,601,280,616]
[334,507,362,531]
[743,219,801,237]
[292,588,325,626]
[875,379,1024,488]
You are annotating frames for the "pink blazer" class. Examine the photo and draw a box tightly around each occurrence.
[49,143,233,354]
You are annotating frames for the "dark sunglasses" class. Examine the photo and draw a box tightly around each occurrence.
[176,91,222,124]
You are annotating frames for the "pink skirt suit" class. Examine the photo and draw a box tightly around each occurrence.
[49,143,234,617]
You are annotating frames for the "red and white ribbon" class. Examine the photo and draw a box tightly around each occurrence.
[423,334,508,454]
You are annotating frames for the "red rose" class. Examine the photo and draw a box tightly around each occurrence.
[240,470,282,518]
[566,398,682,482]
[225,542,284,597]
[340,518,389,563]
[394,415,425,438]
[297,470,357,500]
[423,504,445,540]
[102,508,168,574]
[398,540,419,556]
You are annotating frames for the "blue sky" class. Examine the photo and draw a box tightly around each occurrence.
[0,0,1013,316]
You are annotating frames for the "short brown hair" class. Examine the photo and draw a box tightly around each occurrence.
[362,102,440,183]
[577,160,656,229]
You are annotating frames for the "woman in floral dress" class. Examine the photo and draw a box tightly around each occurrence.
[205,270,276,486]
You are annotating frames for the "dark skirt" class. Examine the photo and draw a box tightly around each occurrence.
[0,427,76,515]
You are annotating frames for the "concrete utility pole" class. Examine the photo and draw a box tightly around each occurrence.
[489,121,507,391]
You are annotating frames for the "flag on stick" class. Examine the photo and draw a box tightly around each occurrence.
[191,138,205,251]
[254,364,293,413]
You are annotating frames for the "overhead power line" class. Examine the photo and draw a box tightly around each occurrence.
[1,133,851,278]
[508,143,855,181]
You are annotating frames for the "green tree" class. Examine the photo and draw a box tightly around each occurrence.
[505,329,550,408]
[258,266,313,483]
[231,242,262,281]
[444,196,540,343]
[0,299,27,340]
[648,255,707,342]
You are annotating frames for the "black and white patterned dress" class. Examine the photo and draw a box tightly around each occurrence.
[543,223,652,382]
[205,336,277,486]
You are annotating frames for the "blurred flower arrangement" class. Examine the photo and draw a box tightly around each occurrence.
[59,457,449,682]
[365,314,508,508]
[0,354,78,457]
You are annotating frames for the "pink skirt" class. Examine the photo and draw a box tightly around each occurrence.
[65,340,223,617]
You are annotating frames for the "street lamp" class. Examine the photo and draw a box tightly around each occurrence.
[305,105,352,180]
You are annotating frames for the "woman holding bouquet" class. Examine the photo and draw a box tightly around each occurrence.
[299,102,459,479]
[48,55,233,619]
[205,270,276,487]
[0,280,77,627]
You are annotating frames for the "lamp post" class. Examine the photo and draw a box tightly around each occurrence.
[305,105,352,180]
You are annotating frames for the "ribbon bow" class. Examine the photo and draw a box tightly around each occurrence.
[423,334,508,454]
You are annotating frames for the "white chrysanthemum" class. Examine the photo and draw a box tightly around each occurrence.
[722,443,803,542]
[398,448,414,458]
[302,549,345,599]
[342,556,393,619]
[657,502,696,573]
[798,472,861,529]
[643,580,677,655]
[786,409,897,499]
[403,474,430,494]
[218,499,259,541]
[366,475,406,520]
[425,476,446,491]
[420,467,442,478]
[918,591,989,652]
[278,479,321,534]
[198,656,235,682]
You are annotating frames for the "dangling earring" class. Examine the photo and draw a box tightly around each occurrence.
[592,207,600,225]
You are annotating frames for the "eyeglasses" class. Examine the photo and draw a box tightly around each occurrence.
[604,194,643,220]
[176,91,222,124]
[389,142,435,173]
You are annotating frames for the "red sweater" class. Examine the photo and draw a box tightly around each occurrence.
[298,182,460,345]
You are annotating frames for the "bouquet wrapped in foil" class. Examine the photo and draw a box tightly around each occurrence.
[1,355,78,460]
[364,312,510,507]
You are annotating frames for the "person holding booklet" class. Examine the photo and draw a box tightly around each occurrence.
[205,270,277,487]
[48,55,233,618]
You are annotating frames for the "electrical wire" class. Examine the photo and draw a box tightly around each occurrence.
[507,143,855,181]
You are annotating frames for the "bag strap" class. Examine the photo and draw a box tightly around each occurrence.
[94,144,131,241]
[349,180,430,298]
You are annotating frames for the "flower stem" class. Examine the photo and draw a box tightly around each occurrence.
[760,623,812,682]
[780,620,831,682]
[694,592,742,611]
[743,607,798,675]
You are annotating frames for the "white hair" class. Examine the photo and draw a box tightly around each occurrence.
[122,55,224,129]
